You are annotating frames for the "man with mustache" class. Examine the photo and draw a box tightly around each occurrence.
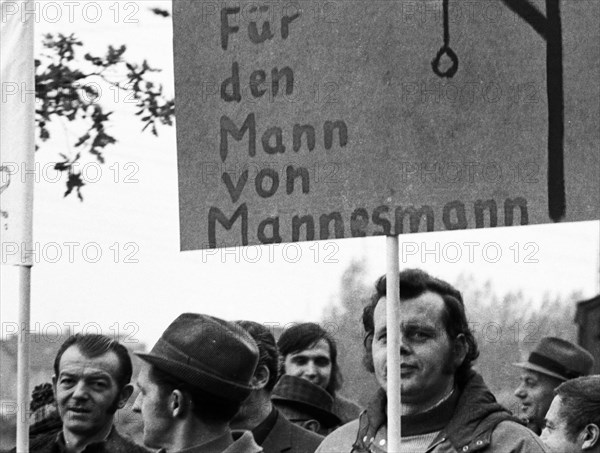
[316,269,549,452]
[28,333,148,453]
[513,337,594,435]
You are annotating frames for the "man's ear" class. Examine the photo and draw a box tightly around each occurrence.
[299,419,321,434]
[171,389,192,418]
[52,376,58,400]
[117,384,134,409]
[581,423,600,450]
[252,365,270,390]
[453,334,468,368]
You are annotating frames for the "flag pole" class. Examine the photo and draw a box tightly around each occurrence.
[16,265,32,452]
[386,235,401,452]
[1,0,36,450]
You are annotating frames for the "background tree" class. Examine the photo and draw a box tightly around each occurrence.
[35,7,174,199]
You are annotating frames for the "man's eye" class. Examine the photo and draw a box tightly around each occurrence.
[407,331,428,341]
[315,358,330,367]
[59,378,74,386]
[91,381,107,389]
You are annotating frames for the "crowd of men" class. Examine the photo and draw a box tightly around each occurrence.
[7,269,599,453]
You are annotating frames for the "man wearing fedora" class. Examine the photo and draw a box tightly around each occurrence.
[514,336,595,435]
[132,313,263,453]
[230,321,324,453]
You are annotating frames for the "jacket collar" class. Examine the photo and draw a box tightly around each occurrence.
[352,371,521,452]
[260,409,292,452]
[431,371,521,451]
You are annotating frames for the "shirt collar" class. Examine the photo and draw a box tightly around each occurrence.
[55,426,115,453]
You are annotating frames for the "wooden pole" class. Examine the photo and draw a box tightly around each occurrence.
[386,235,401,452]
[16,265,32,452]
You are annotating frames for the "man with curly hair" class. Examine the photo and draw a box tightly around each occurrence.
[316,269,549,452]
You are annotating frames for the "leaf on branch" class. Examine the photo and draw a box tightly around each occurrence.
[74,133,91,147]
[150,8,170,17]
[36,32,174,198]
[106,45,127,66]
[84,53,104,66]
[64,172,85,201]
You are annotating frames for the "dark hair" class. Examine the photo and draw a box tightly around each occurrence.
[235,321,279,392]
[362,269,479,387]
[148,365,241,424]
[277,322,341,395]
[53,334,133,390]
[555,375,600,440]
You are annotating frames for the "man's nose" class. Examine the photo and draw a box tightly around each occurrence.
[399,335,411,355]
[304,362,318,376]
[514,383,526,399]
[132,393,142,413]
[71,381,89,400]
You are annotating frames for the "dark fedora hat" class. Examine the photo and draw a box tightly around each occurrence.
[272,375,341,428]
[513,336,594,381]
[136,313,259,402]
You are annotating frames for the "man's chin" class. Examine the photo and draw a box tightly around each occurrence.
[143,434,162,450]
[63,421,101,435]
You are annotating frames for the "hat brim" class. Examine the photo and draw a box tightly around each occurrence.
[512,362,568,382]
[272,396,341,428]
[136,351,254,402]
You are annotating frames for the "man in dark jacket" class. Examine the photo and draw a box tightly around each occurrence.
[540,375,600,453]
[26,333,148,453]
[231,321,323,453]
[133,313,262,453]
[317,269,548,453]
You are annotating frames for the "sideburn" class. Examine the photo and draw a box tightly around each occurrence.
[107,389,124,415]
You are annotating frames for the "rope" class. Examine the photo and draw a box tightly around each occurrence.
[432,0,459,78]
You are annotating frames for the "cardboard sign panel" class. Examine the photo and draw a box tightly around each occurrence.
[174,0,599,250]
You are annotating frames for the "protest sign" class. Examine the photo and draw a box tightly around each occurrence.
[174,0,599,250]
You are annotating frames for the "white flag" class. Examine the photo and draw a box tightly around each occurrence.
[1,0,35,266]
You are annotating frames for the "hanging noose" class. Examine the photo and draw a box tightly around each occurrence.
[432,0,459,78]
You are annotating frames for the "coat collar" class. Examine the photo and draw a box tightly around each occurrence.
[351,371,521,452]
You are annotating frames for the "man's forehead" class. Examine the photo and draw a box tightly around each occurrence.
[289,339,330,357]
[135,362,152,386]
[58,345,120,378]
[520,369,558,387]
[545,396,563,421]
[374,292,446,327]
[520,369,541,380]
